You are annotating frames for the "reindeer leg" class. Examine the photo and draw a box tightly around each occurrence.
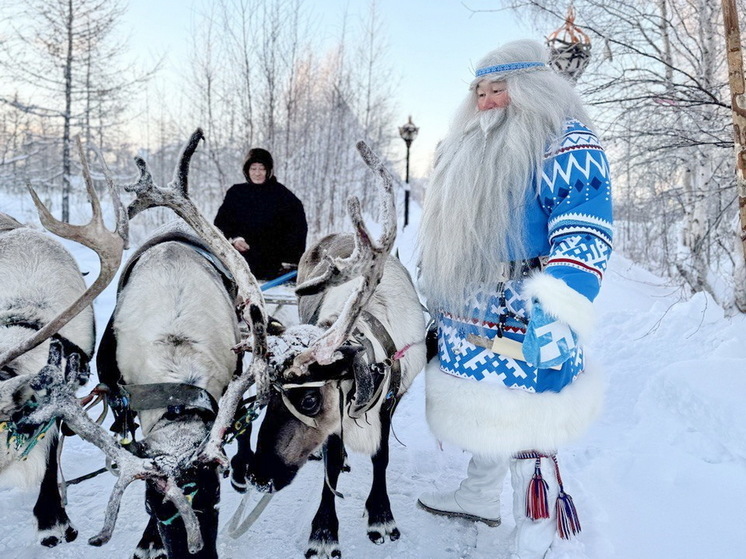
[306,434,344,559]
[365,400,400,544]
[35,430,78,547]
[147,466,220,559]
[229,422,253,493]
[132,517,166,559]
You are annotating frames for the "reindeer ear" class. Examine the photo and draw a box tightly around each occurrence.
[345,347,387,420]
[294,266,341,297]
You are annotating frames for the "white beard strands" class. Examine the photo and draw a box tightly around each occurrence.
[417,70,592,314]
[419,105,540,313]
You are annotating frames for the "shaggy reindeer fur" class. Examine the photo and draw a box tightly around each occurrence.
[0,219,95,547]
[111,240,239,434]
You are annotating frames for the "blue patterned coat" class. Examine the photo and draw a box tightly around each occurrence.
[437,119,613,394]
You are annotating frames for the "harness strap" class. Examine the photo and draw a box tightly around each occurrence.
[358,310,402,399]
[115,229,238,302]
[0,319,91,371]
[122,383,219,417]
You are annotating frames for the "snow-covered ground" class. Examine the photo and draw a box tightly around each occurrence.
[2,200,745,559]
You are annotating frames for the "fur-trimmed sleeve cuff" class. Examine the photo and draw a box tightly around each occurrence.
[522,272,596,341]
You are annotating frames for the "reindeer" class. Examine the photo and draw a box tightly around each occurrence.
[0,143,126,548]
[235,142,428,559]
[96,216,249,559]
[0,132,273,558]
[93,130,279,559]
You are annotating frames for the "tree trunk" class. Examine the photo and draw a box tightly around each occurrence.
[721,0,746,310]
[61,0,74,223]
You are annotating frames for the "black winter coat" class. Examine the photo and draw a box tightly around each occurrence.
[214,178,308,280]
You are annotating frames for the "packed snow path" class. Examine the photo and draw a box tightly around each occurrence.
[2,247,744,559]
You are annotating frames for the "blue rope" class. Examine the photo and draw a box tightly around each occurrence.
[260,270,298,291]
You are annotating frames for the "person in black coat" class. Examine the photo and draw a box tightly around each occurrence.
[214,148,308,281]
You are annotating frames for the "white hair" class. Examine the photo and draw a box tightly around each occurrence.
[418,39,593,312]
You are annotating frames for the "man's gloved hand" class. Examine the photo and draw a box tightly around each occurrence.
[522,301,578,368]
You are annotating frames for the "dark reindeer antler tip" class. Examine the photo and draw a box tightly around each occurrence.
[188,128,205,148]
[130,156,151,183]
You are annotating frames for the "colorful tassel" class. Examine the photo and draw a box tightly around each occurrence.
[515,451,583,539]
[526,458,550,520]
[556,489,582,539]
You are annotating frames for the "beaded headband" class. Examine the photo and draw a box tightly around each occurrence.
[475,61,546,78]
[470,61,548,89]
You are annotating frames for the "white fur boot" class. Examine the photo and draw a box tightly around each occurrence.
[510,455,559,559]
[418,454,507,526]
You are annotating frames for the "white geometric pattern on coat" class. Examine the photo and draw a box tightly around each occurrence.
[532,320,577,363]
[548,212,614,246]
[548,236,611,280]
[542,152,610,194]
[437,312,583,392]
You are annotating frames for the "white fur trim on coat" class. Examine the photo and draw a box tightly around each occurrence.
[425,359,604,458]
[522,272,596,341]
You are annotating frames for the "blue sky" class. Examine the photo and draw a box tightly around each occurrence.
[123,0,543,177]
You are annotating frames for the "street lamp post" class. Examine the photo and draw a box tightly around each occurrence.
[398,116,419,227]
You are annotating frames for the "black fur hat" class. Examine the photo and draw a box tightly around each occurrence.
[242,148,274,181]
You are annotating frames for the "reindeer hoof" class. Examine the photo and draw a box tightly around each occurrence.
[133,545,168,559]
[367,530,385,545]
[231,475,248,493]
[230,459,249,493]
[305,539,342,559]
[39,523,78,547]
[40,535,60,548]
[64,525,79,542]
[367,521,399,544]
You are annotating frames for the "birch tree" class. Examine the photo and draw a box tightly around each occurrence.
[0,0,143,222]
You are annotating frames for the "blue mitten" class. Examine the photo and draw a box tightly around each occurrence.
[522,301,578,368]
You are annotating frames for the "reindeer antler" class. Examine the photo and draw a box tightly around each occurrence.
[0,140,208,551]
[291,141,397,371]
[0,137,128,370]
[25,340,203,553]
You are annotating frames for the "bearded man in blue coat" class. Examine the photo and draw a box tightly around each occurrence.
[417,39,613,559]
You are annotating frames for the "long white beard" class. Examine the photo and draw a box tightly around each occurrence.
[418,105,552,312]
